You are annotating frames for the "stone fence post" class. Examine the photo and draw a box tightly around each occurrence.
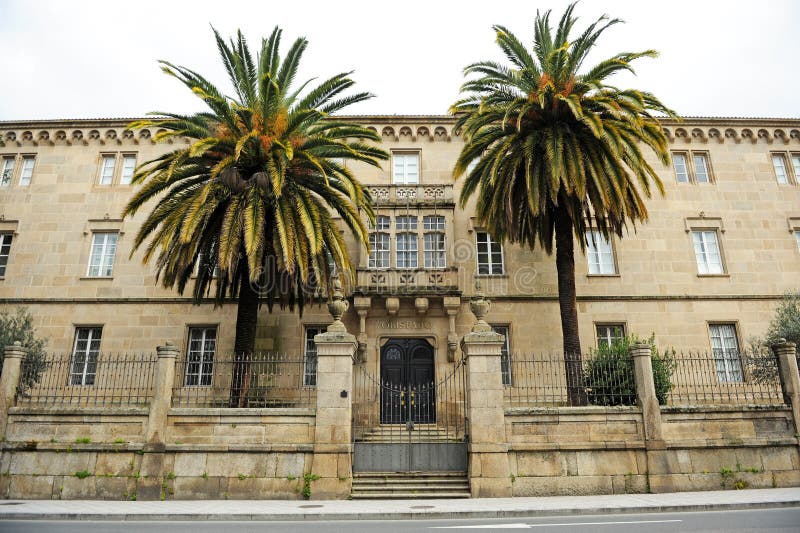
[0,342,27,439]
[630,342,664,443]
[461,285,512,498]
[311,278,356,499]
[772,339,800,437]
[145,342,179,449]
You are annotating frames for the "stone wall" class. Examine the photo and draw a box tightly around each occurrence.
[506,406,800,496]
[0,407,317,500]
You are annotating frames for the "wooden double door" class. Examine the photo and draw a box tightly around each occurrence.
[380,338,435,424]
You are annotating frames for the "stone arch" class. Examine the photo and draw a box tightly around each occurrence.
[708,128,722,143]
[398,126,413,140]
[741,128,756,144]
[691,128,707,143]
[433,126,449,142]
[381,126,397,141]
[674,127,689,142]
[774,129,788,144]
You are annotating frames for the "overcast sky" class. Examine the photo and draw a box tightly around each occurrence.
[1,0,798,121]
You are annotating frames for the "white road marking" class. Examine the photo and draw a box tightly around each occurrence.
[431,519,682,529]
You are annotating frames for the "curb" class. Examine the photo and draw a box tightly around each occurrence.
[1,500,798,521]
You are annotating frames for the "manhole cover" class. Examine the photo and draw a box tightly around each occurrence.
[410,505,435,509]
[299,504,323,508]
[0,502,23,506]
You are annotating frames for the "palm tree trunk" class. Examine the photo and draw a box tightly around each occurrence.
[230,259,259,407]
[554,209,588,406]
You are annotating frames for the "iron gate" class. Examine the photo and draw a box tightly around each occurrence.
[352,354,468,472]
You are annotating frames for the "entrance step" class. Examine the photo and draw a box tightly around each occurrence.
[358,425,462,443]
[351,472,470,499]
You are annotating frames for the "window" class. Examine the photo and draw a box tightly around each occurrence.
[396,233,418,269]
[1,157,15,187]
[0,234,11,277]
[672,153,689,183]
[99,155,116,185]
[772,154,789,184]
[19,156,34,186]
[396,216,417,231]
[795,230,800,252]
[709,323,742,382]
[87,233,118,277]
[423,216,446,269]
[693,154,710,183]
[492,325,512,386]
[304,326,324,386]
[586,230,616,275]
[372,215,390,231]
[792,155,800,183]
[672,151,713,184]
[596,324,625,349]
[691,230,724,275]
[184,327,216,386]
[368,232,390,269]
[70,327,101,386]
[195,252,219,278]
[476,231,504,275]
[120,155,136,185]
[392,153,419,184]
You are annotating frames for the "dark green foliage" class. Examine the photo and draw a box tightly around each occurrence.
[0,307,49,396]
[584,335,675,406]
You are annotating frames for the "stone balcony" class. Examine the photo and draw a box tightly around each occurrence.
[366,184,454,207]
[354,268,461,296]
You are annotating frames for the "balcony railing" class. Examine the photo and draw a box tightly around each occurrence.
[366,184,454,206]
[355,268,460,295]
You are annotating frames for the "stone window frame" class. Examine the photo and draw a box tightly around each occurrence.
[684,216,728,277]
[183,325,218,387]
[0,154,19,187]
[707,321,744,383]
[303,325,326,387]
[770,152,799,186]
[69,325,103,386]
[671,150,715,184]
[584,229,619,277]
[788,217,800,254]
[490,324,512,386]
[80,219,125,280]
[475,230,505,276]
[391,150,421,185]
[594,322,626,349]
[96,151,140,186]
[422,215,447,269]
[0,232,13,279]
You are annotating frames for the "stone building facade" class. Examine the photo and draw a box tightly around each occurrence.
[0,116,799,364]
[0,116,799,499]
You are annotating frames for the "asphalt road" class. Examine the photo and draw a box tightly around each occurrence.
[0,507,798,532]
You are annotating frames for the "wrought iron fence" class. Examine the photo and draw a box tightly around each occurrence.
[504,352,639,407]
[172,352,315,408]
[16,352,157,407]
[666,350,784,406]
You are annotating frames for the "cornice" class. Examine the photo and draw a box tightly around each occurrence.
[1,115,799,148]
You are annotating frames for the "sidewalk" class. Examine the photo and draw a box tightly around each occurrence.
[0,488,798,521]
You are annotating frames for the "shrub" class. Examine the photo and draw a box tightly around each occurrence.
[0,307,49,395]
[584,334,675,406]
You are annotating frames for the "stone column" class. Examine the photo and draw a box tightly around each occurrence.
[461,285,512,498]
[631,342,672,493]
[311,278,356,499]
[773,339,800,436]
[145,342,179,449]
[630,342,664,443]
[0,342,27,439]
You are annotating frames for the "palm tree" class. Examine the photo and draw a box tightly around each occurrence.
[124,28,388,405]
[451,3,676,405]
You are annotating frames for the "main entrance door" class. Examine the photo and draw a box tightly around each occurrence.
[380,338,435,424]
[352,338,468,473]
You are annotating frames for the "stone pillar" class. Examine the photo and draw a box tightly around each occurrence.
[145,342,179,448]
[631,342,672,493]
[630,342,664,443]
[311,278,356,499]
[461,285,512,498]
[0,342,27,439]
[773,339,800,436]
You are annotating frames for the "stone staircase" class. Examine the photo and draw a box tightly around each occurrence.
[350,471,471,499]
